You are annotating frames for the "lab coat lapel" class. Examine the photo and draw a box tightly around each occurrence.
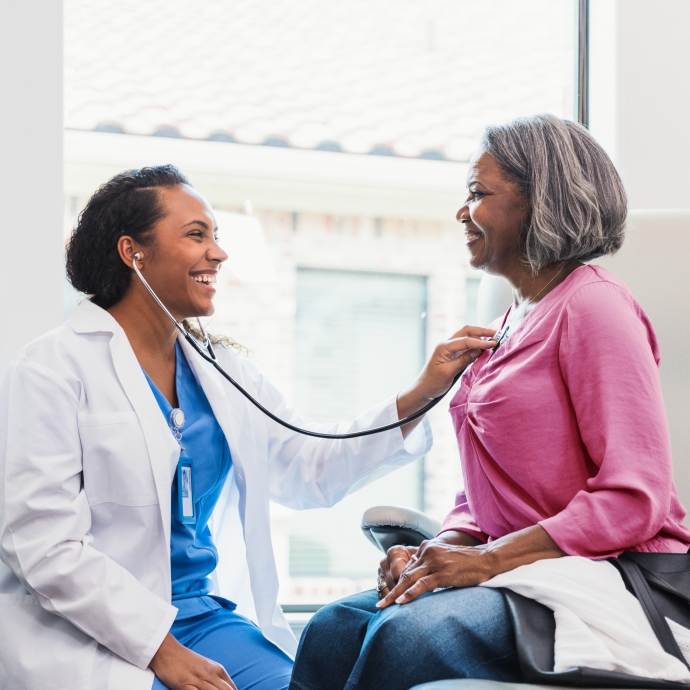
[107,328,180,548]
[69,301,181,551]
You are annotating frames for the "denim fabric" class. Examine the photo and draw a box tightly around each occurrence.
[151,606,293,690]
[289,587,520,690]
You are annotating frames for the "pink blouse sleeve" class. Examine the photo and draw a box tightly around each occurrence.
[439,490,490,543]
[539,280,675,557]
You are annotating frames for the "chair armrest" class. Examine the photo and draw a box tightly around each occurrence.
[361,505,443,553]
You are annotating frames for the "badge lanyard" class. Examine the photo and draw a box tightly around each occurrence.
[169,407,196,525]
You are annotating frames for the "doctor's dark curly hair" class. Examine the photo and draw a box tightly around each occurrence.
[66,164,243,350]
[66,164,190,309]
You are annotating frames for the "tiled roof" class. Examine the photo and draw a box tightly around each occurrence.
[65,0,574,162]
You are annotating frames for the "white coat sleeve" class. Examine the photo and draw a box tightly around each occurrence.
[0,361,177,670]
[239,359,433,509]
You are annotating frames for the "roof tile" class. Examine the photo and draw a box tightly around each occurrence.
[65,0,575,161]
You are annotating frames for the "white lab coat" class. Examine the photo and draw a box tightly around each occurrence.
[0,300,432,690]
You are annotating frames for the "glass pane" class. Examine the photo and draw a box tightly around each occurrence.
[64,0,577,610]
[287,269,426,588]
[464,275,483,328]
[65,0,575,160]
[295,269,427,422]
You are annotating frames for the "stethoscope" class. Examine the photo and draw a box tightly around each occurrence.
[132,254,464,439]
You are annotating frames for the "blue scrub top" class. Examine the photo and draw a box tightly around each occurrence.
[144,342,234,620]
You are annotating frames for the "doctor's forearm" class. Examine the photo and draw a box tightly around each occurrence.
[395,387,428,438]
[396,334,493,438]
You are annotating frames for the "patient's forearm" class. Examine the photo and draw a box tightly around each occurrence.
[483,524,565,577]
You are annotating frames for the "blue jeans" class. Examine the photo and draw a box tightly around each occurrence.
[151,607,293,690]
[289,588,520,690]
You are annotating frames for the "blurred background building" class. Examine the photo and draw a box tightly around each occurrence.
[63,0,575,607]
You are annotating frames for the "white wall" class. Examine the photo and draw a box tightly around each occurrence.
[590,1,690,514]
[476,1,690,517]
[0,2,64,375]
[598,211,690,519]
[589,0,690,209]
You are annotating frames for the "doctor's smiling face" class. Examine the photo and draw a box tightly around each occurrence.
[456,152,530,277]
[121,184,228,321]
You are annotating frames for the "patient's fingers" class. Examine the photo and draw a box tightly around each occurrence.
[376,558,427,609]
[389,546,416,582]
[392,575,437,605]
[376,539,493,608]
[378,565,393,593]
[378,546,416,597]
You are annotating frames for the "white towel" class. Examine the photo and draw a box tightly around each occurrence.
[480,556,690,683]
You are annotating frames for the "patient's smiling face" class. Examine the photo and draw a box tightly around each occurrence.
[456,152,531,277]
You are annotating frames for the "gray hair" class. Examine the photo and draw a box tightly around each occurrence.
[479,114,627,273]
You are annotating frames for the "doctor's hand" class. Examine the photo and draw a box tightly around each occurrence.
[150,633,237,690]
[396,325,496,437]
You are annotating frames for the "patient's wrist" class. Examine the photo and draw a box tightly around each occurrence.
[481,524,565,579]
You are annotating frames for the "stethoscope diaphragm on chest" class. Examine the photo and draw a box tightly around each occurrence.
[492,325,511,352]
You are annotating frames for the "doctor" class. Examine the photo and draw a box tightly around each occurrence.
[0,164,497,690]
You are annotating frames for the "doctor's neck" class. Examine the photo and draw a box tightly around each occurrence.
[108,277,181,368]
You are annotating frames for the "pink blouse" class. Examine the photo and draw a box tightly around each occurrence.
[443,264,690,558]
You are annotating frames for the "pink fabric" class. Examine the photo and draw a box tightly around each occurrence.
[443,264,690,558]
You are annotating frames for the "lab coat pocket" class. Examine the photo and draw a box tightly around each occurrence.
[78,411,158,507]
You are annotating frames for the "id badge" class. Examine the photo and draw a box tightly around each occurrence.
[177,455,196,524]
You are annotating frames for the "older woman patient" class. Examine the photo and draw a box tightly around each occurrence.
[288,114,690,690]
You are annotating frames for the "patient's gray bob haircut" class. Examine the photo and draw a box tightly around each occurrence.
[479,114,627,273]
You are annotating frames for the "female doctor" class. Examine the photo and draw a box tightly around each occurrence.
[0,165,497,690]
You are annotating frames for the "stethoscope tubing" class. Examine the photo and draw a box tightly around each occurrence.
[183,330,458,439]
[132,256,459,439]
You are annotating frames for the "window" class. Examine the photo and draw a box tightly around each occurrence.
[64,0,577,608]
[464,274,482,329]
[282,269,426,599]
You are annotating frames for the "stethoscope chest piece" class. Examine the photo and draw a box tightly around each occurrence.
[492,325,510,352]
